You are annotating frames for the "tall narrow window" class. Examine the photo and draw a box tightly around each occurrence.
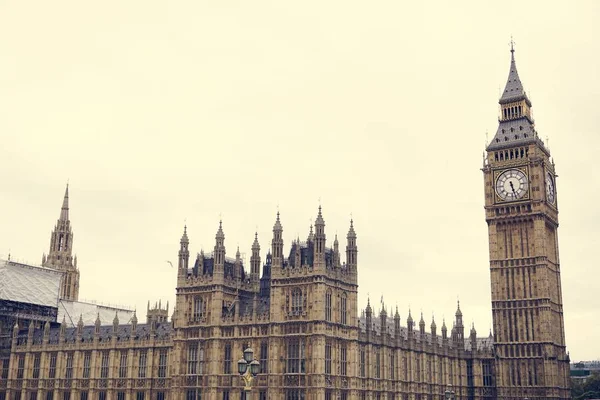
[47,391,54,400]
[260,342,268,374]
[98,392,106,400]
[100,352,109,378]
[325,290,332,321]
[32,354,41,379]
[360,347,366,378]
[1,359,9,380]
[49,353,57,379]
[158,349,168,378]
[17,355,25,379]
[325,343,332,374]
[389,351,395,380]
[193,297,203,321]
[375,350,380,379]
[116,393,125,400]
[188,344,198,375]
[119,351,128,378]
[80,392,88,400]
[83,352,91,379]
[65,353,74,379]
[286,338,305,374]
[292,288,303,314]
[340,344,347,376]
[138,351,147,379]
[340,294,347,325]
[223,343,232,374]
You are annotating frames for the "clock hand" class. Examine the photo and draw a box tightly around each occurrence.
[509,181,518,198]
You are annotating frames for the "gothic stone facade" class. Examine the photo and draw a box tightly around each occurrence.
[2,49,570,400]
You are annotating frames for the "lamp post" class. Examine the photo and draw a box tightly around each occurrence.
[238,348,260,398]
[444,385,455,400]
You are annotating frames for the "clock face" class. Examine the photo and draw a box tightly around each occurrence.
[495,169,529,201]
[545,172,556,204]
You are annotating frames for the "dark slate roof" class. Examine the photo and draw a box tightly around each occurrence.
[487,117,537,151]
[18,322,172,345]
[500,50,529,105]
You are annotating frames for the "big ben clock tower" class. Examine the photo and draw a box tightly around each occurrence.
[483,46,570,400]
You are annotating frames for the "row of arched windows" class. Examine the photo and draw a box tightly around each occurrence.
[325,289,348,325]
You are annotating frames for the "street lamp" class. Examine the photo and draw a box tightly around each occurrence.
[238,348,260,393]
[444,385,455,400]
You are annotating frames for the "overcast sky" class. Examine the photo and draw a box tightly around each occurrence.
[1,1,598,361]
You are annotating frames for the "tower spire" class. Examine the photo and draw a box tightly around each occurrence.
[44,185,79,301]
[487,43,538,151]
[60,184,69,221]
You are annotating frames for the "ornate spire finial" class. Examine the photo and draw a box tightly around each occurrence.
[510,35,515,55]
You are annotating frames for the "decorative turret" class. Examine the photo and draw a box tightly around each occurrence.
[332,234,340,268]
[250,232,261,281]
[214,221,226,274]
[77,314,84,336]
[431,315,437,337]
[307,224,314,243]
[113,312,119,334]
[441,318,448,341]
[470,323,478,352]
[346,219,357,271]
[234,246,242,280]
[365,298,373,336]
[147,300,169,324]
[132,311,138,332]
[313,206,326,267]
[407,309,414,335]
[59,317,66,342]
[43,320,50,344]
[419,312,426,335]
[380,302,388,334]
[28,320,35,343]
[454,301,464,343]
[12,321,19,339]
[94,313,101,336]
[394,306,401,339]
[178,225,190,276]
[271,212,284,268]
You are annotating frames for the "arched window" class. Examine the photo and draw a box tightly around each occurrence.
[292,288,303,314]
[325,290,332,322]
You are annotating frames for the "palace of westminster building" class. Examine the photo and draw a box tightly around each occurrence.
[0,48,571,400]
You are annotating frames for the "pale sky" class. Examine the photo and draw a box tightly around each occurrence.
[1,1,599,361]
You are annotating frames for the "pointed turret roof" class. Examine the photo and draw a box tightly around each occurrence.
[252,232,260,250]
[181,225,189,244]
[500,45,530,105]
[273,212,282,232]
[315,205,324,226]
[487,45,543,152]
[216,220,224,240]
[347,219,356,239]
[60,184,69,221]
